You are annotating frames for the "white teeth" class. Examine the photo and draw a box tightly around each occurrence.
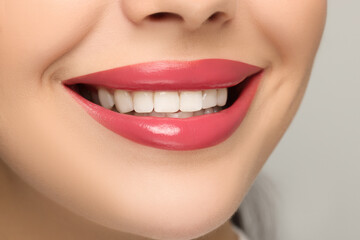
[180,91,202,112]
[154,91,179,113]
[98,88,115,109]
[202,89,217,109]
[133,91,154,113]
[217,88,227,107]
[114,90,133,113]
[167,111,193,118]
[95,87,229,116]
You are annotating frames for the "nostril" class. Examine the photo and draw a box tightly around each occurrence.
[147,12,183,22]
[207,11,227,22]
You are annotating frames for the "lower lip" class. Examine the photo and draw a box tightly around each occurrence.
[64,73,262,151]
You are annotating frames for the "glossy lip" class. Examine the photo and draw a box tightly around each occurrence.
[62,59,263,150]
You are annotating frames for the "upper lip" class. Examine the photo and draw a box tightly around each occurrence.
[62,58,263,90]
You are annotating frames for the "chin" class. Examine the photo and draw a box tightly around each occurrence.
[99,200,237,240]
[59,172,244,240]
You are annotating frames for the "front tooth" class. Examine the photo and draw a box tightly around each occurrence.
[114,90,134,113]
[133,91,153,113]
[217,88,227,107]
[167,111,193,118]
[202,89,217,109]
[180,91,202,112]
[154,91,179,113]
[98,88,115,109]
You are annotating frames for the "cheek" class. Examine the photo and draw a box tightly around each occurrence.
[247,0,327,64]
[0,0,107,144]
[0,0,105,76]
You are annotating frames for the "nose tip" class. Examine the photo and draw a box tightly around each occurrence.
[122,0,236,31]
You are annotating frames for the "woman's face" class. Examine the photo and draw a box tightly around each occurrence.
[0,0,326,239]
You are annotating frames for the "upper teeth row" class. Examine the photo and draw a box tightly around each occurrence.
[97,88,227,113]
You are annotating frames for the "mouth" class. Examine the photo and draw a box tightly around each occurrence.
[62,59,263,150]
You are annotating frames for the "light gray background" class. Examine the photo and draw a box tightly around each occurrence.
[261,1,360,239]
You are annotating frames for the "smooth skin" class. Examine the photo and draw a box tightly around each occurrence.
[0,1,326,240]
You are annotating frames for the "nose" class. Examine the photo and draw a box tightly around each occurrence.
[121,0,236,31]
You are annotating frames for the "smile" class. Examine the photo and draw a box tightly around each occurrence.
[62,59,263,150]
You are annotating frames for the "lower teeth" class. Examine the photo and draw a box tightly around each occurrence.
[109,106,223,118]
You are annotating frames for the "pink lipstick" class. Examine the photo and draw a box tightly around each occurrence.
[63,59,263,150]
